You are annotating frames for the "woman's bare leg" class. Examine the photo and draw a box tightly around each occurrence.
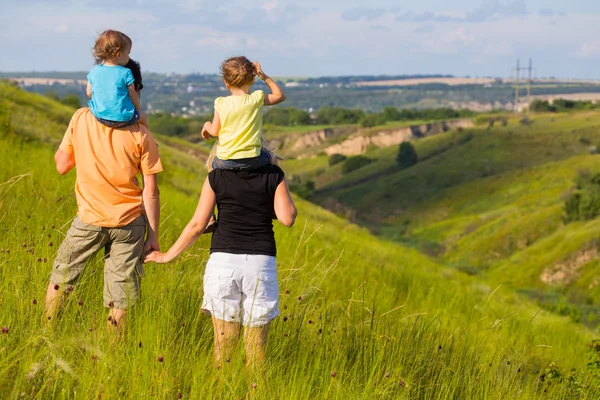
[212,317,240,368]
[243,322,270,368]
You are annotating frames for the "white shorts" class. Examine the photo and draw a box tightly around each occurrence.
[201,252,279,327]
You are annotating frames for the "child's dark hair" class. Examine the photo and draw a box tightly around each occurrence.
[124,58,143,91]
[92,30,132,64]
[220,56,256,88]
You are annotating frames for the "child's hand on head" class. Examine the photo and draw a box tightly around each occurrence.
[253,62,267,80]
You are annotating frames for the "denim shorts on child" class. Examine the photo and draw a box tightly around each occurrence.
[201,252,279,327]
[96,109,140,129]
[212,148,271,171]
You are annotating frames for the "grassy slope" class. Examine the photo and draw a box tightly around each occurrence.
[310,110,600,320]
[0,82,599,398]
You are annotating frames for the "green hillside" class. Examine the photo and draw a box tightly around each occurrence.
[2,81,600,398]
[309,109,600,325]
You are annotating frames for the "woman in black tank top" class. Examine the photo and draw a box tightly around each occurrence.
[145,164,297,368]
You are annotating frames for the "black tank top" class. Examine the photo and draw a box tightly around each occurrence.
[208,165,285,256]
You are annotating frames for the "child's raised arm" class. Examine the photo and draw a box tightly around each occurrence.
[86,82,92,98]
[253,62,286,106]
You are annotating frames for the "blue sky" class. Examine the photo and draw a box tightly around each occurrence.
[0,0,599,78]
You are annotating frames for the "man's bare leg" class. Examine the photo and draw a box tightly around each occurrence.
[243,322,270,368]
[212,317,239,368]
[43,282,64,322]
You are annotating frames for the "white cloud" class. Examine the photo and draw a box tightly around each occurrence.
[445,27,474,45]
[54,24,69,33]
[578,42,600,58]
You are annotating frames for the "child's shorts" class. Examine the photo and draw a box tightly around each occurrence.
[96,110,140,129]
[212,149,271,172]
[201,252,279,327]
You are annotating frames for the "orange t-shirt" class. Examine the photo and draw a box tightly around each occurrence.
[59,108,163,227]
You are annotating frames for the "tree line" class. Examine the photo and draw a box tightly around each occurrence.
[263,106,476,128]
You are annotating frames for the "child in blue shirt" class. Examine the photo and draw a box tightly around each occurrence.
[86,30,147,128]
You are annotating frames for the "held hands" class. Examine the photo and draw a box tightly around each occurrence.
[144,250,170,264]
[253,62,268,80]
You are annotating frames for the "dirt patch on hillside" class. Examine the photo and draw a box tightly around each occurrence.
[324,119,473,156]
[540,245,598,285]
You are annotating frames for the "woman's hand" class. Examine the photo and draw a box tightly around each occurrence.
[144,250,170,264]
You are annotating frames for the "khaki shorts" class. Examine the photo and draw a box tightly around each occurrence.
[50,215,146,309]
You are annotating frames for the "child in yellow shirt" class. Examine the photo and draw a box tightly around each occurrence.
[202,56,286,171]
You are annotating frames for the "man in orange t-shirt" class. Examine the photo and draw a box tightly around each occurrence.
[44,100,162,331]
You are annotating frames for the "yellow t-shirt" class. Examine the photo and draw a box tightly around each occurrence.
[214,90,264,160]
[59,108,163,227]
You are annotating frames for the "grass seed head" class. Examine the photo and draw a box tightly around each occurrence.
[1,326,8,334]
[251,382,257,389]
[331,371,336,378]
[53,284,59,291]
[158,356,164,363]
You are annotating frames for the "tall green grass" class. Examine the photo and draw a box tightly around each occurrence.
[1,82,600,398]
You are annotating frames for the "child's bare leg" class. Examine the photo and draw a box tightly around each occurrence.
[139,111,148,128]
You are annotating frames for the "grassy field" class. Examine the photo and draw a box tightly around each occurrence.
[3,81,600,398]
[309,109,600,325]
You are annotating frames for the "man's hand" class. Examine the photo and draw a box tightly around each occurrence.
[143,236,160,257]
[144,250,169,264]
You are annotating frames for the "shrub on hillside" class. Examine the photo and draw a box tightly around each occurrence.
[564,172,600,223]
[263,107,311,126]
[328,153,347,166]
[289,179,315,199]
[359,114,380,128]
[342,155,372,174]
[396,141,418,169]
[60,94,81,109]
[520,117,532,126]
[530,99,557,113]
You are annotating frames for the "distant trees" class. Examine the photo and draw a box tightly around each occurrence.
[530,99,557,113]
[328,153,347,166]
[342,155,372,174]
[396,142,418,169]
[530,99,598,113]
[316,107,365,125]
[60,94,81,109]
[148,113,209,137]
[44,91,82,109]
[263,107,311,126]
[263,106,475,128]
[564,172,600,223]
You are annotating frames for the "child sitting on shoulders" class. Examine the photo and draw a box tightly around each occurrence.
[86,30,147,128]
[202,56,286,171]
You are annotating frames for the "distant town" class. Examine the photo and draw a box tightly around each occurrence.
[2,71,600,116]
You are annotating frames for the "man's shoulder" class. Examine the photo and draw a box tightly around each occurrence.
[71,107,92,123]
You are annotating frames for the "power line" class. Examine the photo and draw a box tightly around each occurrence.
[512,58,534,114]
